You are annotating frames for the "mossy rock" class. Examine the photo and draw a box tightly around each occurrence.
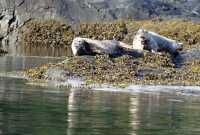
[25,64,50,80]
[191,61,200,73]
[25,53,200,86]
[20,20,74,48]
[22,19,200,86]
[76,20,128,41]
[19,19,199,51]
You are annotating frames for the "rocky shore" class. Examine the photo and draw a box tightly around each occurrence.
[19,19,200,50]
[24,52,200,87]
[23,19,200,87]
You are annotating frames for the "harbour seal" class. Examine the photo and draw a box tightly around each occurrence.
[132,29,183,55]
[71,37,142,57]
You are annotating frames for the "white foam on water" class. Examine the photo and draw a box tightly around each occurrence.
[2,72,200,96]
[130,85,200,93]
[39,78,200,96]
[47,77,86,88]
[93,85,200,96]
[92,85,127,92]
[167,99,184,103]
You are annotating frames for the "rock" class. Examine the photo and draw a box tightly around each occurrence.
[44,67,74,81]
[181,49,200,62]
[24,53,200,86]
[0,4,20,55]
[19,20,74,48]
[1,0,200,25]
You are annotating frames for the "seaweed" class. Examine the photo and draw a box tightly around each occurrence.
[23,19,200,86]
[20,20,74,48]
[24,53,200,86]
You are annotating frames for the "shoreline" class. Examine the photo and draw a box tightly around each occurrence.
[1,69,200,97]
[1,19,199,88]
[24,52,200,88]
[5,74,200,96]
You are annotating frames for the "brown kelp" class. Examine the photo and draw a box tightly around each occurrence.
[20,19,199,50]
[23,19,200,86]
[20,20,74,48]
[25,53,200,86]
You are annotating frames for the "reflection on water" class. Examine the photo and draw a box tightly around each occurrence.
[0,56,64,73]
[0,56,200,135]
[1,78,200,135]
[17,45,73,57]
[0,77,68,135]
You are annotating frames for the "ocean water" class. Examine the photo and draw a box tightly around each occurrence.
[0,56,200,135]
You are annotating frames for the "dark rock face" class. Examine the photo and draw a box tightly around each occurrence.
[0,0,199,54]
[1,0,200,26]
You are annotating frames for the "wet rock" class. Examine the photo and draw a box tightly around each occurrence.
[25,51,200,86]
[44,67,74,81]
[182,49,200,62]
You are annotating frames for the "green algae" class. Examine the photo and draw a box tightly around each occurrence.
[191,61,200,73]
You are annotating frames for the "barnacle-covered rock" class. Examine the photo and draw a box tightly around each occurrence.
[23,19,200,86]
[24,53,200,86]
[76,20,128,41]
[20,20,74,48]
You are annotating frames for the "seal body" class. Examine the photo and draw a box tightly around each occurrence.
[71,37,126,56]
[133,29,183,55]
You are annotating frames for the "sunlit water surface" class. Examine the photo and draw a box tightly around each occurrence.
[0,56,200,135]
